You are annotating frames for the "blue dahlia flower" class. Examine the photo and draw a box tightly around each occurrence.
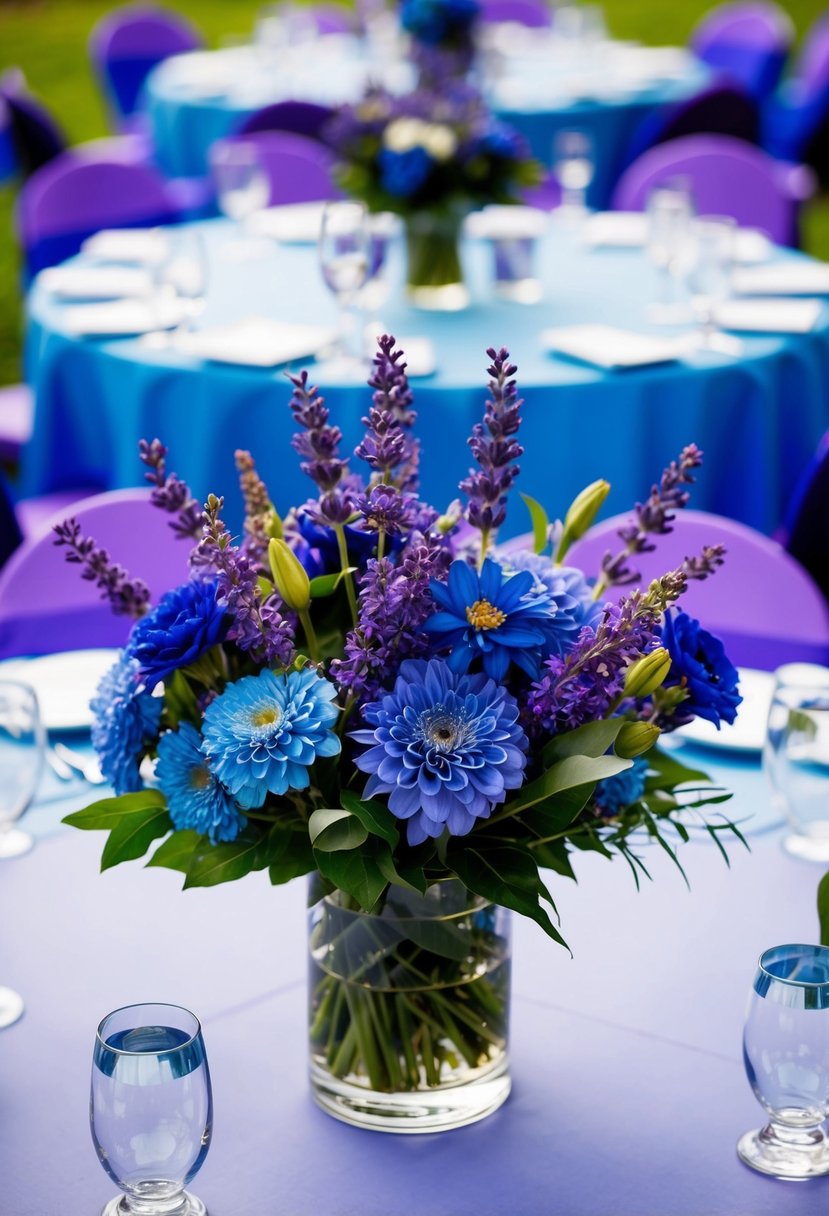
[90,652,162,794]
[352,658,527,846]
[156,721,246,844]
[128,579,228,691]
[595,756,648,818]
[503,552,605,656]
[201,668,341,808]
[379,146,433,198]
[423,557,555,680]
[661,609,742,729]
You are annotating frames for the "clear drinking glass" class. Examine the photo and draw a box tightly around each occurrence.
[0,680,44,859]
[91,1003,212,1216]
[554,129,594,217]
[209,141,270,259]
[738,943,829,1179]
[318,200,370,374]
[764,663,829,861]
[155,231,209,339]
[685,215,742,356]
[645,180,694,324]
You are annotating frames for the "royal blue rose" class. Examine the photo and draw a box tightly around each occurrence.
[379,146,434,198]
[660,609,742,729]
[128,579,228,691]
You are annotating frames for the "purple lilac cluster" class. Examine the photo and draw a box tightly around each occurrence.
[138,438,202,540]
[459,347,523,543]
[289,371,353,526]
[53,518,150,617]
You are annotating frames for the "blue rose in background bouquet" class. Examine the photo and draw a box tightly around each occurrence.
[399,0,482,85]
[57,336,742,1115]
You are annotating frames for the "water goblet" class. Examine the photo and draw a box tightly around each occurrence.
[554,129,594,217]
[318,199,370,376]
[150,231,209,348]
[738,943,829,1179]
[209,141,270,260]
[685,215,742,356]
[645,179,695,324]
[91,1003,212,1216]
[0,679,45,859]
[764,662,829,861]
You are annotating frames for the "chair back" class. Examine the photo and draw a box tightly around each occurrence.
[311,5,354,34]
[624,83,758,169]
[784,430,829,605]
[691,1,793,100]
[238,100,335,143]
[18,153,181,277]
[213,132,340,206]
[611,134,810,246]
[90,4,203,122]
[0,83,66,179]
[567,509,829,672]
[480,0,552,27]
[0,489,192,659]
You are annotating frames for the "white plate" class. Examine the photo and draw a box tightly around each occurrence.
[675,668,775,755]
[0,649,120,732]
[40,265,154,300]
[714,298,823,334]
[733,262,829,296]
[541,323,688,370]
[465,206,549,240]
[61,295,185,337]
[80,229,170,267]
[583,214,771,263]
[178,317,337,367]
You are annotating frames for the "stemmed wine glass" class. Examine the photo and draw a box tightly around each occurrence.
[685,215,742,356]
[152,231,209,347]
[91,1003,212,1216]
[738,943,829,1179]
[318,200,370,376]
[209,140,270,260]
[553,129,594,218]
[0,680,45,859]
[764,662,829,861]
[645,179,694,324]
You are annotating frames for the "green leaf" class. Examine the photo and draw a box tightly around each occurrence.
[447,839,569,950]
[519,493,550,555]
[503,753,632,817]
[375,848,428,894]
[542,718,629,767]
[644,746,711,790]
[520,783,596,838]
[184,829,269,889]
[340,789,399,848]
[313,836,389,910]
[162,669,201,727]
[257,575,275,599]
[533,838,577,881]
[63,790,166,830]
[309,568,358,599]
[146,830,203,873]
[101,807,173,872]
[266,821,315,885]
[309,807,369,852]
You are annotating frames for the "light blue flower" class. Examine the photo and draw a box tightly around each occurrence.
[595,755,649,817]
[156,722,246,844]
[503,551,606,656]
[201,668,341,809]
[90,652,162,794]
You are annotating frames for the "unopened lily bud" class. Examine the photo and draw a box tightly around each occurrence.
[436,498,463,535]
[266,507,284,540]
[557,479,610,561]
[623,648,672,699]
[615,721,661,759]
[268,538,310,612]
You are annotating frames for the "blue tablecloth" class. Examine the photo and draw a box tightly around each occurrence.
[23,219,829,538]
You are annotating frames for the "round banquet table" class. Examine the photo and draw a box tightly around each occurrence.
[143,39,707,208]
[23,217,829,539]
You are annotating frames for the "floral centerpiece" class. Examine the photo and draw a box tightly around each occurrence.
[325,85,541,308]
[399,0,482,86]
[58,338,742,1133]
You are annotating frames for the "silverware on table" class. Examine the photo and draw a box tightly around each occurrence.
[52,742,106,785]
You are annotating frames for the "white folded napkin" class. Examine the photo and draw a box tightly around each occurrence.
[40,265,154,301]
[714,298,823,334]
[733,261,829,296]
[80,229,170,267]
[61,295,184,337]
[541,323,687,370]
[397,336,436,378]
[465,206,549,241]
[584,213,772,263]
[177,317,337,367]
[251,204,399,245]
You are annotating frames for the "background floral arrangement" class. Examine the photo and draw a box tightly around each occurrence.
[399,0,482,84]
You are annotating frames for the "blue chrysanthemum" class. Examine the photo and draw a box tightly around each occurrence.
[595,756,649,818]
[156,721,246,844]
[379,146,434,198]
[352,657,528,846]
[90,652,162,794]
[201,668,341,809]
[503,552,605,655]
[424,557,556,680]
[661,609,742,729]
[128,579,228,691]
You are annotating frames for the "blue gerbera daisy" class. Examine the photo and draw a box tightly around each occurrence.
[156,721,246,844]
[352,657,527,846]
[423,557,556,680]
[201,668,341,809]
[90,652,162,794]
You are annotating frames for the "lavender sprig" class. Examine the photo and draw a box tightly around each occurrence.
[682,544,726,581]
[288,371,353,526]
[235,449,274,567]
[138,438,202,540]
[357,335,420,492]
[459,347,523,564]
[53,519,150,618]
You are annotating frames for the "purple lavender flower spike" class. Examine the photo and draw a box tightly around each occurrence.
[235,449,274,566]
[288,370,353,526]
[357,335,420,493]
[459,347,524,548]
[356,483,419,538]
[53,518,150,618]
[138,438,202,540]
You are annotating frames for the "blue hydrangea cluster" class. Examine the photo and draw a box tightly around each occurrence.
[595,756,649,818]
[90,652,162,794]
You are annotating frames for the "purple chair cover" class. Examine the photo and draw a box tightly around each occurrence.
[0,83,66,179]
[623,83,759,169]
[0,384,33,465]
[565,509,829,671]
[521,170,561,211]
[238,101,335,143]
[213,133,340,206]
[784,429,829,604]
[764,14,829,166]
[480,0,552,27]
[17,153,182,278]
[611,133,813,247]
[311,5,354,34]
[691,2,793,101]
[90,4,203,124]
[0,488,192,659]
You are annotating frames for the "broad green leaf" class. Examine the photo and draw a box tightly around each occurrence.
[503,753,632,817]
[266,821,315,885]
[63,790,166,831]
[184,829,269,889]
[376,848,428,894]
[146,830,203,873]
[309,807,369,852]
[447,840,569,950]
[257,575,275,599]
[542,718,628,766]
[519,493,550,555]
[519,783,596,838]
[533,838,577,881]
[101,807,172,872]
[644,746,711,790]
[340,789,399,848]
[314,837,389,910]
[310,568,358,599]
[162,669,201,726]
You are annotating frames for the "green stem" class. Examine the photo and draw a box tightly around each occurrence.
[298,608,321,663]
[478,526,491,572]
[377,528,386,561]
[333,523,358,626]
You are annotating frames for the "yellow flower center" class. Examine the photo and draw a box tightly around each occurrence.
[465,599,507,631]
[252,706,282,728]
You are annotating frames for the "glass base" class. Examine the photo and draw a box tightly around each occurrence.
[0,827,33,858]
[494,278,543,304]
[102,1190,206,1216]
[737,1124,829,1180]
[310,1055,510,1134]
[0,986,24,1028]
[406,281,470,312]
[783,832,829,862]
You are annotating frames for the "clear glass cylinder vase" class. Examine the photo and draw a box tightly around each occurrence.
[308,879,511,1133]
[404,211,470,311]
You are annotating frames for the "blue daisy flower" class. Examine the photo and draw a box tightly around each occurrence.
[423,557,555,680]
[352,658,527,846]
[90,652,162,794]
[503,551,606,656]
[128,579,228,692]
[595,755,649,818]
[156,722,246,844]
[201,668,341,809]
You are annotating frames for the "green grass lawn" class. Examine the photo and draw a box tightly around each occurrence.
[1,0,828,385]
